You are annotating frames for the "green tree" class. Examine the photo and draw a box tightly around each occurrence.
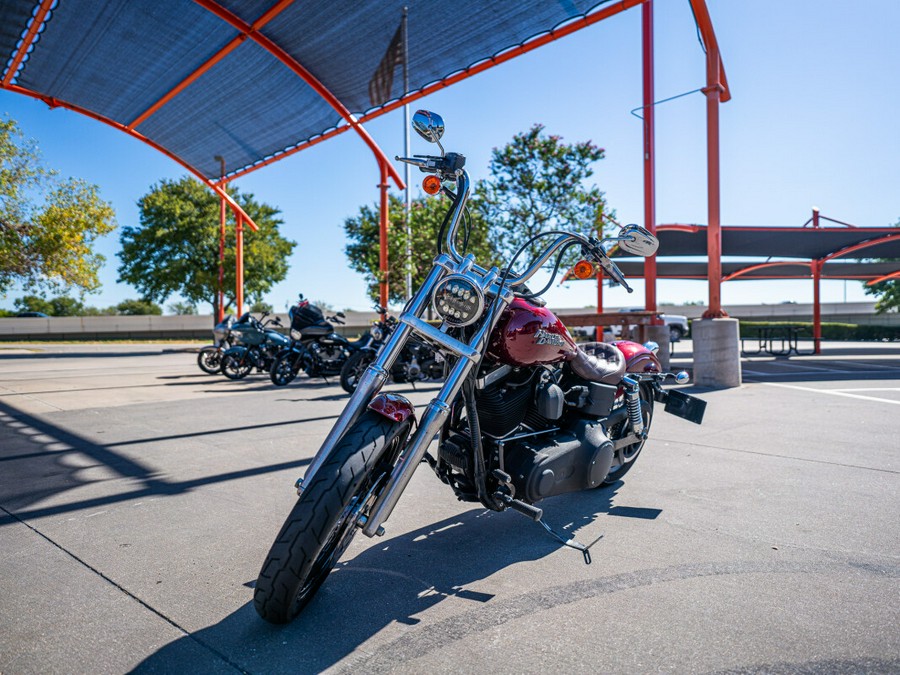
[0,118,116,294]
[343,193,499,305]
[249,300,273,314]
[117,177,296,318]
[14,294,86,316]
[863,219,900,313]
[115,298,162,315]
[167,301,198,315]
[476,124,611,268]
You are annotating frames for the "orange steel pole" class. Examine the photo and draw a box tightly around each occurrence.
[642,0,658,316]
[596,272,604,341]
[1,0,55,86]
[694,2,726,319]
[216,156,227,323]
[812,207,821,354]
[379,161,390,311]
[236,214,244,317]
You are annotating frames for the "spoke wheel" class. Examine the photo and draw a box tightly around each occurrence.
[339,350,375,394]
[270,355,297,386]
[197,347,222,374]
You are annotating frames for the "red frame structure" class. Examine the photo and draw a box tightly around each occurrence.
[1,0,730,323]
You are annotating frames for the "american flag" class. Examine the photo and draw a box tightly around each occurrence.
[368,21,405,108]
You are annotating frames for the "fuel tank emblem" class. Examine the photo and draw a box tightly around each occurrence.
[534,329,565,346]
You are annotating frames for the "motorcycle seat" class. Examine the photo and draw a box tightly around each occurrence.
[568,342,625,385]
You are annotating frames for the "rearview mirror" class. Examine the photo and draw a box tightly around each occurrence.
[412,110,444,145]
[617,224,659,257]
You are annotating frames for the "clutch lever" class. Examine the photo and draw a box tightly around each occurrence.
[585,239,633,293]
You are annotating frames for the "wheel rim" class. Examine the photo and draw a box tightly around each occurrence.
[608,398,653,474]
[348,354,373,389]
[273,360,293,384]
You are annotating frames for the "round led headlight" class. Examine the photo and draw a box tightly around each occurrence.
[370,325,383,341]
[432,274,485,327]
[290,328,303,341]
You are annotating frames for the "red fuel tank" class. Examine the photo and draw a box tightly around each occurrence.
[487,298,578,367]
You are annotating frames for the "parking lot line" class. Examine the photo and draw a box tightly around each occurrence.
[761,382,900,405]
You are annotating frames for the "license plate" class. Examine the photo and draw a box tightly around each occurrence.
[664,390,706,424]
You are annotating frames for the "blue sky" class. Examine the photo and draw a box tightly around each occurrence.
[1,0,898,313]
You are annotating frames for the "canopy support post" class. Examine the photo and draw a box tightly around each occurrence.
[595,271,604,341]
[236,214,244,318]
[642,0,658,317]
[216,156,227,323]
[812,208,822,355]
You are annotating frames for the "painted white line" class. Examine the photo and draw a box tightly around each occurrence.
[830,388,900,392]
[833,360,900,371]
[745,369,900,378]
[762,382,900,405]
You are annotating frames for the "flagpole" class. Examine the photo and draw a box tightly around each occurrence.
[402,6,412,301]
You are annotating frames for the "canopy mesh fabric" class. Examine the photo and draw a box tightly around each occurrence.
[4,0,611,179]
[625,227,900,260]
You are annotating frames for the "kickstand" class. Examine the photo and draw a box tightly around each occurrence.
[537,518,604,565]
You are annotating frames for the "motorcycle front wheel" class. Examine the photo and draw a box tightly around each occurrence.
[603,383,654,485]
[197,346,222,374]
[254,411,409,624]
[339,349,376,394]
[221,352,252,380]
[270,353,298,386]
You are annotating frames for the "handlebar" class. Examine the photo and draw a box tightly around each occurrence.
[397,158,633,294]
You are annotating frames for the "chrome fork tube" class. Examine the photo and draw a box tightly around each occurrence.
[296,263,447,495]
[362,290,512,537]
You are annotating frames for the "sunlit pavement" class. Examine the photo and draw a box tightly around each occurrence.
[1,341,898,673]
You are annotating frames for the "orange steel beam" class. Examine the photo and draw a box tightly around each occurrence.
[223,0,648,183]
[642,0,658,318]
[722,261,810,282]
[235,214,244,317]
[821,232,900,263]
[193,0,404,190]
[1,0,55,86]
[378,163,390,309]
[867,270,900,285]
[129,0,295,129]
[0,83,260,233]
[690,0,728,319]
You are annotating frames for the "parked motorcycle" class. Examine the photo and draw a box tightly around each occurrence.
[269,296,370,386]
[219,312,290,380]
[196,314,235,374]
[340,311,443,393]
[254,111,707,624]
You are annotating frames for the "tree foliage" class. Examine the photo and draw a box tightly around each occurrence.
[0,117,117,294]
[117,177,295,317]
[343,193,499,305]
[476,124,611,268]
[863,219,900,313]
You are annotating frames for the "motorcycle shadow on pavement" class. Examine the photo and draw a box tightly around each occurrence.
[133,482,662,673]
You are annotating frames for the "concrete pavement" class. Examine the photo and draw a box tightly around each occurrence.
[1,341,898,673]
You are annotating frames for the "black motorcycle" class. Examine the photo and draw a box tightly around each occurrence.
[340,313,443,393]
[196,314,235,374]
[269,296,371,387]
[220,312,290,380]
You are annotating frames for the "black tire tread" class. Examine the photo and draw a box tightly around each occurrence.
[253,412,398,623]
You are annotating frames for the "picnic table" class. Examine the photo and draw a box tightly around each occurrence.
[561,311,661,342]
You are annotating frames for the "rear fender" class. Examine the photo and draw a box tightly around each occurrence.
[368,393,416,423]
[613,340,662,374]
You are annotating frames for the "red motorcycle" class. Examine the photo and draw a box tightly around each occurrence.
[254,110,706,623]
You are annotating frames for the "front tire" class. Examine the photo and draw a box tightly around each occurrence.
[604,383,654,484]
[339,350,376,394]
[221,351,252,380]
[669,325,685,342]
[197,346,222,374]
[254,412,409,623]
[270,353,298,386]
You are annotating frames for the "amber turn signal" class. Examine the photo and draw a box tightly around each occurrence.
[572,260,595,280]
[422,175,442,195]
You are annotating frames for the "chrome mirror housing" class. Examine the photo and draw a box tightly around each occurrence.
[412,110,445,145]
[618,224,659,257]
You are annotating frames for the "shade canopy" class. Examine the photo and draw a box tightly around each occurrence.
[1,0,624,181]
[608,260,900,281]
[623,225,900,260]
